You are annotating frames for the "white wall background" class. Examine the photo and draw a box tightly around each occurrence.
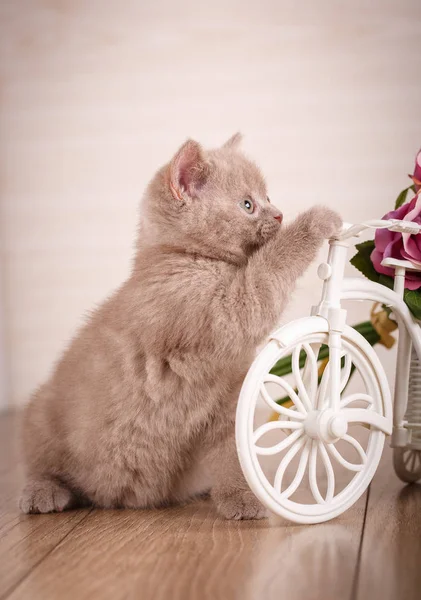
[0,0,420,408]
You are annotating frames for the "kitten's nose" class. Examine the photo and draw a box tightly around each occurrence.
[274,212,283,223]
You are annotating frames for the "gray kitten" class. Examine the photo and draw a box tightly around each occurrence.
[20,134,342,519]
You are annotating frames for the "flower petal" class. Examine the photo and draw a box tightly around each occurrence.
[370,249,394,277]
[371,192,421,289]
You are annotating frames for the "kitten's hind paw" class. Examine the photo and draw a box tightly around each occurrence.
[19,478,74,514]
[213,489,268,520]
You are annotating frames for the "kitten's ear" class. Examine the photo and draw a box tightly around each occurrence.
[169,140,209,201]
[223,132,243,150]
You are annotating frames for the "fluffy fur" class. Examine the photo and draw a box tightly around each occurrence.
[20,135,342,519]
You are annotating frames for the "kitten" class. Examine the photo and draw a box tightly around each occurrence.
[20,134,342,519]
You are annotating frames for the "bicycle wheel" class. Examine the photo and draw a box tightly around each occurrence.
[236,316,392,524]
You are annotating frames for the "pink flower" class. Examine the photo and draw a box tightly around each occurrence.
[411,149,421,191]
[371,194,421,290]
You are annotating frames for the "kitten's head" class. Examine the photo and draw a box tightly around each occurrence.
[142,134,283,263]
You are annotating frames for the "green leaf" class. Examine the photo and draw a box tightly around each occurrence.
[378,274,394,290]
[353,320,381,344]
[403,290,421,321]
[395,187,410,209]
[350,240,379,282]
[395,185,417,209]
[350,241,396,291]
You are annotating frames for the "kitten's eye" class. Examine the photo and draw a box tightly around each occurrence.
[267,196,271,203]
[239,198,254,214]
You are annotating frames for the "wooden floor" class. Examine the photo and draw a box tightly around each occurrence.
[1,412,420,600]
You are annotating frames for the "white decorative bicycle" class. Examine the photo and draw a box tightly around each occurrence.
[236,219,421,524]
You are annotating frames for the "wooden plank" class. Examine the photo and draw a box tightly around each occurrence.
[6,495,366,600]
[0,413,91,599]
[355,445,421,600]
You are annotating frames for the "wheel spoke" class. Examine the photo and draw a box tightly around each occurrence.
[302,343,320,407]
[340,354,352,392]
[342,434,367,464]
[309,442,325,504]
[318,441,335,502]
[318,352,352,410]
[409,451,417,471]
[292,345,312,412]
[253,420,303,444]
[264,374,307,414]
[273,435,307,493]
[278,439,311,499]
[317,363,330,410]
[342,408,392,435]
[340,393,373,409]
[255,428,303,456]
[326,440,365,472]
[259,384,306,420]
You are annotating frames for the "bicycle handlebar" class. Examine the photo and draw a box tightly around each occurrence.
[336,219,421,241]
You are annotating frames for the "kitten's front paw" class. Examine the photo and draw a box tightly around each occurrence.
[306,206,343,240]
[19,478,74,514]
[213,489,268,520]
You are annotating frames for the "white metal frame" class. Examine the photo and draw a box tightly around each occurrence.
[236,218,421,524]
